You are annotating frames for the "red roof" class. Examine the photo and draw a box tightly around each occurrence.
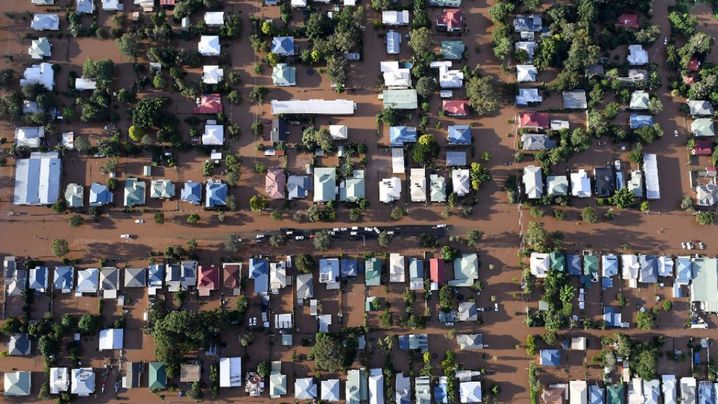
[615,12,639,29]
[442,100,469,116]
[694,139,713,156]
[440,9,463,31]
[160,0,176,5]
[430,258,448,283]
[197,265,219,290]
[519,112,550,129]
[265,168,286,199]
[223,263,240,289]
[193,94,222,114]
[688,56,701,72]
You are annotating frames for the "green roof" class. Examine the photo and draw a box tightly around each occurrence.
[583,255,598,275]
[346,368,367,403]
[549,252,565,272]
[692,258,718,311]
[148,362,166,390]
[440,41,465,60]
[606,383,624,404]
[365,258,381,286]
[382,89,418,110]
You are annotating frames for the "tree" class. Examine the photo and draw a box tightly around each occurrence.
[69,214,84,227]
[438,285,455,312]
[306,13,331,40]
[415,77,437,98]
[378,231,393,247]
[257,360,271,378]
[524,221,548,251]
[349,208,362,222]
[248,86,268,105]
[696,211,714,226]
[117,32,140,58]
[77,314,99,335]
[227,90,242,105]
[412,134,440,166]
[132,97,169,128]
[295,254,316,274]
[117,88,136,103]
[525,334,538,357]
[408,28,432,57]
[327,55,349,88]
[75,136,91,153]
[668,11,697,37]
[488,1,514,22]
[581,207,597,224]
[311,333,356,372]
[50,239,69,257]
[609,187,636,209]
[128,125,144,142]
[82,59,114,86]
[634,348,657,380]
[269,234,286,247]
[0,317,23,336]
[52,199,67,214]
[186,213,200,225]
[466,76,499,115]
[313,230,331,251]
[154,212,165,224]
[441,245,457,261]
[152,72,166,89]
[390,206,406,221]
[636,310,654,330]
[249,195,268,212]
[466,230,483,247]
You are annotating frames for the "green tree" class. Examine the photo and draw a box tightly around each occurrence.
[525,334,538,357]
[581,207,597,224]
[52,199,67,214]
[327,55,349,88]
[696,211,714,226]
[296,254,316,274]
[249,195,268,212]
[224,234,242,254]
[609,187,636,209]
[412,134,440,166]
[415,77,437,98]
[152,72,166,89]
[634,348,657,380]
[438,285,455,312]
[378,231,393,247]
[132,97,169,129]
[310,333,357,372]
[0,317,23,336]
[77,314,99,335]
[466,76,499,115]
[408,28,432,57]
[390,206,406,221]
[117,88,136,103]
[50,239,69,257]
[465,230,483,247]
[441,245,457,261]
[257,360,271,378]
[636,310,654,330]
[313,230,331,251]
[69,214,84,227]
[117,32,140,58]
[154,212,165,224]
[524,221,548,251]
[186,213,200,225]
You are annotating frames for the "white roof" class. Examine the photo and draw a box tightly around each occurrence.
[658,256,674,277]
[628,44,648,65]
[28,37,51,59]
[643,153,660,200]
[295,378,317,399]
[15,126,45,148]
[530,252,549,278]
[517,64,537,82]
[329,125,348,139]
[49,367,69,394]
[291,0,307,7]
[382,10,410,25]
[31,14,60,31]
[516,88,542,105]
[570,169,591,198]
[523,165,543,199]
[410,168,427,202]
[198,35,221,56]
[369,369,384,404]
[204,11,224,26]
[203,124,224,145]
[460,381,482,403]
[99,328,124,350]
[602,254,619,277]
[569,380,587,404]
[14,151,61,205]
[621,254,639,280]
[662,375,677,404]
[389,253,405,283]
[431,61,464,88]
[321,379,340,401]
[391,148,405,174]
[271,99,355,115]
[219,357,242,387]
[570,336,586,350]
[71,368,95,396]
[101,0,123,11]
[76,268,99,293]
[452,169,470,196]
[202,65,224,84]
[75,77,97,91]
[379,177,402,203]
[383,66,412,88]
[21,62,54,90]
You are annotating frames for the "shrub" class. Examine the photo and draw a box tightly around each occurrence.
[154,212,165,224]
[696,211,714,226]
[69,215,84,227]
[581,207,597,224]
[186,213,200,224]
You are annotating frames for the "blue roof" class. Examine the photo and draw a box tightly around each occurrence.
[272,36,294,55]
[249,258,269,294]
[387,31,400,54]
[341,258,358,277]
[567,255,582,276]
[390,126,418,146]
[29,266,48,289]
[398,335,410,350]
[629,114,653,129]
[205,181,227,208]
[409,258,424,278]
[89,183,112,205]
[181,181,202,205]
[53,266,73,290]
[540,349,560,366]
[448,125,471,145]
[148,264,164,286]
[434,379,448,403]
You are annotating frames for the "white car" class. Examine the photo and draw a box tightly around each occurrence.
[614,160,621,171]
[295,235,305,240]
[120,234,132,239]
[135,219,144,224]
[256,234,265,239]
[674,129,679,137]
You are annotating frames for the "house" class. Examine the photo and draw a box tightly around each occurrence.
[441,40,465,60]
[181,181,202,205]
[523,165,543,199]
[430,174,447,202]
[389,253,405,283]
[99,328,124,350]
[627,169,643,198]
[691,257,718,312]
[698,381,714,404]
[692,118,715,137]
[28,37,51,59]
[368,369,384,404]
[382,89,418,110]
[89,183,113,206]
[658,256,674,277]
[452,168,470,196]
[448,125,471,145]
[630,114,653,129]
[266,168,286,199]
[205,179,227,208]
[249,258,269,295]
[272,63,296,86]
[430,0,461,6]
[271,36,295,56]
[296,273,314,303]
[76,0,95,14]
[390,126,418,146]
[271,99,356,115]
[269,362,287,398]
[379,177,402,203]
[570,381,587,404]
[287,175,310,199]
[71,368,95,396]
[8,333,31,356]
[53,266,74,293]
[515,41,538,61]
[340,169,365,202]
[321,379,341,402]
[516,88,542,105]
[662,375,677,404]
[124,267,146,288]
[410,169,427,202]
[31,14,60,31]
[513,14,542,32]
[437,8,463,32]
[204,11,224,26]
[563,90,587,109]
[542,385,567,404]
[446,151,467,166]
[100,267,120,298]
[198,35,220,56]
[64,183,84,208]
[365,258,382,286]
[694,139,714,158]
[295,378,317,400]
[681,377,697,404]
[124,362,142,389]
[546,175,568,197]
[219,357,242,388]
[49,367,69,394]
[628,44,648,65]
[387,31,401,54]
[689,100,714,117]
[602,254,619,277]
[408,258,424,290]
[416,376,432,403]
[431,61,464,88]
[28,266,48,292]
[381,61,412,88]
[32,0,55,4]
[271,117,289,142]
[460,381,482,403]
[15,126,45,148]
[643,153,660,200]
[222,263,241,294]
[4,371,31,396]
[643,379,660,403]
[430,258,449,285]
[443,100,469,116]
[193,94,222,114]
[519,112,549,129]
[76,267,99,294]
[517,64,538,82]
[382,10,410,26]
[197,265,219,296]
[147,264,164,294]
[202,123,224,145]
[346,368,368,404]
[589,385,605,404]
[101,0,124,11]
[202,65,224,84]
[594,167,615,197]
[629,91,650,110]
[319,258,340,289]
[450,253,478,286]
[676,256,692,286]
[530,253,549,278]
[457,301,478,321]
[150,179,175,199]
[396,373,411,404]
[457,333,484,350]
[124,178,146,207]
[697,183,718,206]
[570,169,592,197]
[13,151,61,205]
[314,167,337,202]
[180,364,201,383]
[291,0,307,7]
[269,261,289,293]
[616,11,639,28]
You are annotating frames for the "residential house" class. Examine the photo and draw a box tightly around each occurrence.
[269,261,289,293]
[523,165,543,199]
[271,117,289,142]
[296,273,314,303]
[662,375,677,404]
[630,114,653,129]
[530,252,549,278]
[340,170,365,202]
[198,35,220,56]
[202,65,224,84]
[430,174,447,202]
[314,167,337,202]
[382,61,412,88]
[365,258,382,286]
[389,253,405,283]
[441,40,465,59]
[458,301,478,321]
[53,266,73,293]
[271,36,295,56]
[124,178,146,207]
[390,126,418,146]
[31,14,59,31]
[269,362,287,398]
[387,31,401,54]
[89,182,113,206]
[437,9,463,32]
[194,94,222,114]
[410,169,427,202]
[8,333,31,356]
[319,258,340,289]
[219,357,242,388]
[546,175,568,197]
[450,253,478,286]
[64,183,84,208]
[76,268,99,295]
[4,371,31,396]
[382,10,410,26]
[431,61,464,88]
[459,380,482,403]
[563,90,587,109]
[71,368,95,396]
[452,168,470,196]
[22,62,54,90]
[627,44,648,65]
[28,37,51,59]
[368,369,384,404]
[270,99,356,115]
[202,122,224,145]
[457,333,484,350]
[180,364,201,383]
[589,385,605,404]
[265,168,286,199]
[150,179,175,199]
[287,175,310,199]
[594,167,615,197]
[446,151,466,166]
[100,267,120,298]
[513,14,542,32]
[430,258,449,286]
[379,177,402,203]
[222,263,241,295]
[602,254,619,278]
[15,126,45,148]
[692,118,715,137]
[321,379,341,402]
[249,258,269,295]
[681,377,697,404]
[13,152,61,205]
[629,91,650,110]
[272,63,296,86]
[49,367,69,395]
[689,100,714,117]
[382,89,418,109]
[124,362,142,389]
[204,11,224,26]
[616,11,639,29]
[205,179,227,208]
[124,267,146,288]
[181,181,202,205]
[570,169,592,198]
[396,373,411,404]
[148,264,164,295]
[346,368,368,404]
[101,0,124,11]
[197,265,219,296]
[517,64,537,82]
[448,125,471,145]
[515,41,537,61]
[570,381,588,404]
[99,328,124,350]
[296,378,317,400]
[416,376,432,403]
[519,112,549,129]
[443,100,469,116]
